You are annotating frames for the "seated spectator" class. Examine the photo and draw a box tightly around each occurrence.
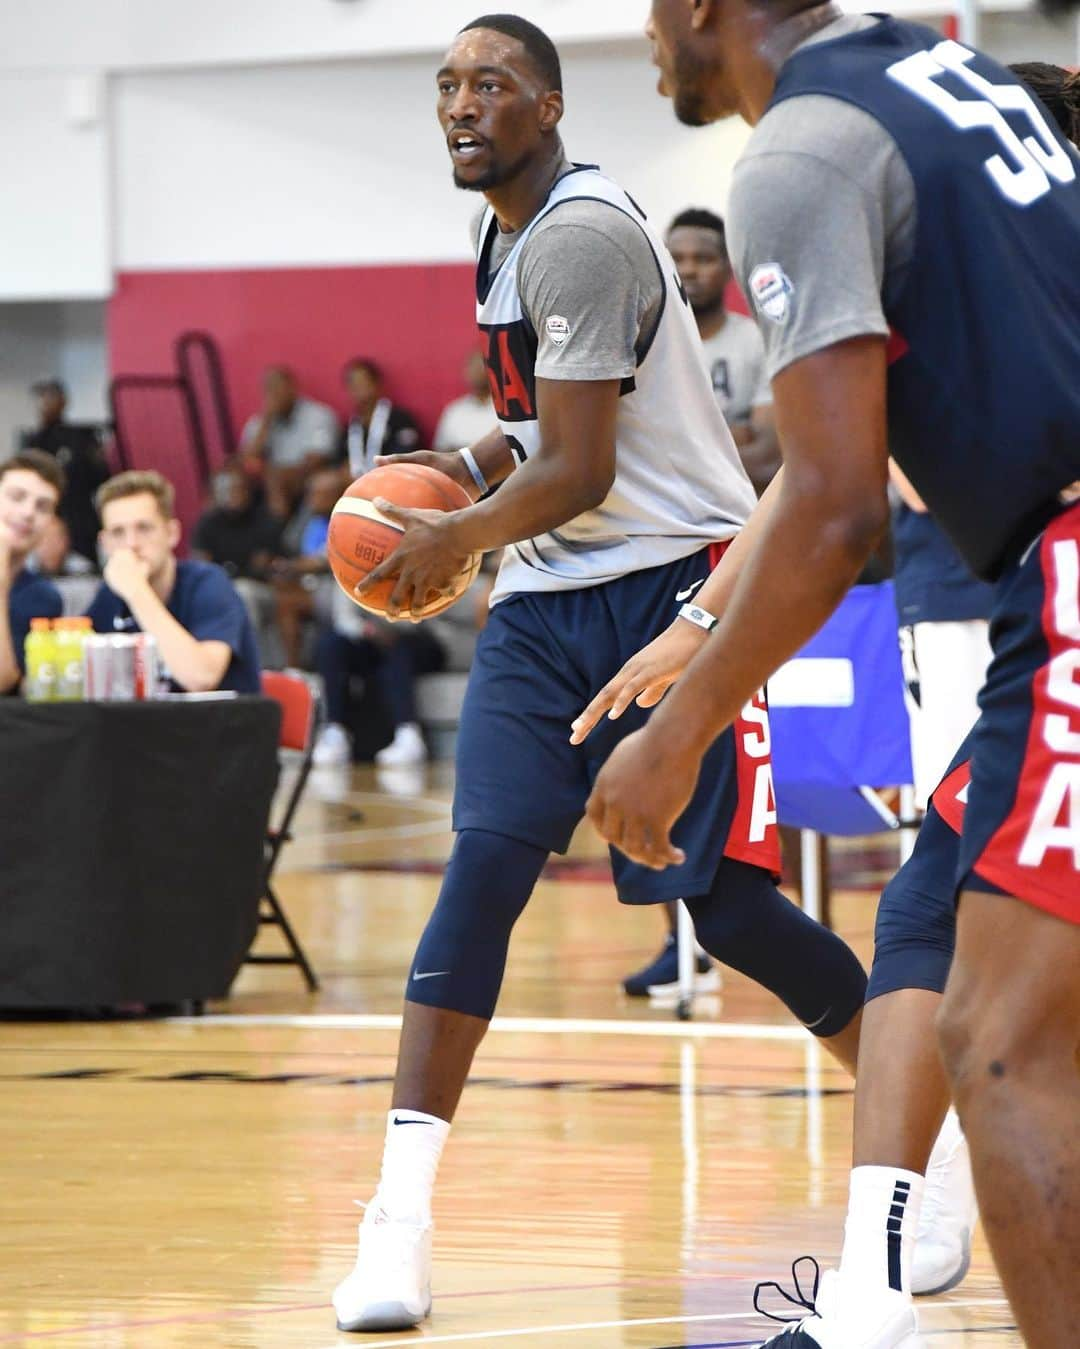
[192,466,284,581]
[0,452,65,694]
[27,514,98,618]
[192,466,287,665]
[270,466,340,669]
[239,366,339,519]
[313,598,446,768]
[88,470,260,694]
[313,556,498,767]
[30,514,96,578]
[339,358,422,478]
[19,378,109,564]
[432,350,496,452]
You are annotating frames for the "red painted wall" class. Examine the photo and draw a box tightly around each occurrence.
[108,263,752,447]
[109,263,480,447]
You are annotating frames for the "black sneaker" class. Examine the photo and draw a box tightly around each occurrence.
[622,936,719,997]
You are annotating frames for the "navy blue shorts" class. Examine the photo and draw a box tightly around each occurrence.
[947,502,1080,925]
[453,546,781,904]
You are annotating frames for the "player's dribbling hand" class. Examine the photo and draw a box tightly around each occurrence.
[373,450,481,502]
[569,619,708,745]
[584,727,701,871]
[355,499,472,621]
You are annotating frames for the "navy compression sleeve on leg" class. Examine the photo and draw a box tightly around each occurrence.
[685,857,867,1038]
[405,829,548,1020]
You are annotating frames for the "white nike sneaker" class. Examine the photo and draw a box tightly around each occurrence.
[313,722,352,767]
[912,1111,977,1296]
[333,1202,432,1332]
[375,722,427,767]
[755,1265,921,1348]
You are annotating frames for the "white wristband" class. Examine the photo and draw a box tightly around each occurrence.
[678,602,719,633]
[458,446,489,496]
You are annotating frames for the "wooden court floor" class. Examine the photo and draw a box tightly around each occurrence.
[0,763,1015,1347]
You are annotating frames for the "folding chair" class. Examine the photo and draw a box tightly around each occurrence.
[245,671,322,991]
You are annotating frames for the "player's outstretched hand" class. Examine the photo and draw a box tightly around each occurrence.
[585,727,700,870]
[354,499,471,621]
[569,619,708,745]
[373,450,481,502]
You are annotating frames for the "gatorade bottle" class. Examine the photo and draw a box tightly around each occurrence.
[24,618,58,702]
[55,618,90,702]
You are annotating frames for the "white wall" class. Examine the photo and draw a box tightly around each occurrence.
[112,45,748,270]
[0,73,110,300]
[4,0,1052,75]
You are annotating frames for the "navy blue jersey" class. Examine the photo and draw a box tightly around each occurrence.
[87,560,261,694]
[769,19,1080,579]
[892,503,994,624]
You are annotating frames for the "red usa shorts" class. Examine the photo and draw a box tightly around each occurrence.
[942,503,1080,926]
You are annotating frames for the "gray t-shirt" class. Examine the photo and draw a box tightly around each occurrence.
[727,14,917,379]
[240,396,340,468]
[487,180,665,381]
[698,311,773,422]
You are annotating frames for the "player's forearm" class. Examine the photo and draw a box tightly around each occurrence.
[125,587,227,692]
[648,466,889,759]
[464,427,518,493]
[689,467,785,621]
[447,449,609,555]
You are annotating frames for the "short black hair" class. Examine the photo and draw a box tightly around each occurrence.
[668,208,727,250]
[459,14,563,93]
[31,378,66,399]
[343,356,383,384]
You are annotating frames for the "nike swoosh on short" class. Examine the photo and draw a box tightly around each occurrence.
[675,579,705,603]
[412,970,450,981]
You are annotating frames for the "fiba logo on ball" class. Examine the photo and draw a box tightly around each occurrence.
[354,539,386,565]
[328,462,482,618]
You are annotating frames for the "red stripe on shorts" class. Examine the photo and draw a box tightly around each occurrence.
[931,761,969,837]
[972,513,1080,924]
[723,688,783,877]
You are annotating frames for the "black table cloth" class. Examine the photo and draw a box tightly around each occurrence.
[0,697,281,1009]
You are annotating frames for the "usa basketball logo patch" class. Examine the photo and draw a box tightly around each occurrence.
[749,263,794,325]
[545,315,571,347]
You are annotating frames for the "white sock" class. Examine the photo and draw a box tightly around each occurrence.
[838,1165,924,1300]
[373,1109,450,1223]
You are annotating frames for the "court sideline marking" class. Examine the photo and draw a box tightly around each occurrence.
[182,1013,809,1040]
[315,1300,1011,1349]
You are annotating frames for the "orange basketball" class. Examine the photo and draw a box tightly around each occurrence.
[327,463,482,618]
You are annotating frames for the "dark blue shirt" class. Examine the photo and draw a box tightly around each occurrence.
[770,20,1080,579]
[892,504,995,626]
[9,570,63,675]
[86,560,261,694]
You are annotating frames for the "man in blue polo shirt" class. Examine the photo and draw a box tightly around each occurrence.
[88,471,260,695]
[0,451,65,693]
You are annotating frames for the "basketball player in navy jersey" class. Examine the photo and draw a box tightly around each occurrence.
[330,13,878,1333]
[579,2,1080,1345]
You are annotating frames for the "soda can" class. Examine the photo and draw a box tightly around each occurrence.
[84,634,159,701]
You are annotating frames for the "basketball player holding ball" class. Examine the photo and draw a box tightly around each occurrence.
[331,12,875,1333]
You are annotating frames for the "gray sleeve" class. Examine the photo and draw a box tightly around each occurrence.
[726,98,914,379]
[517,203,663,381]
